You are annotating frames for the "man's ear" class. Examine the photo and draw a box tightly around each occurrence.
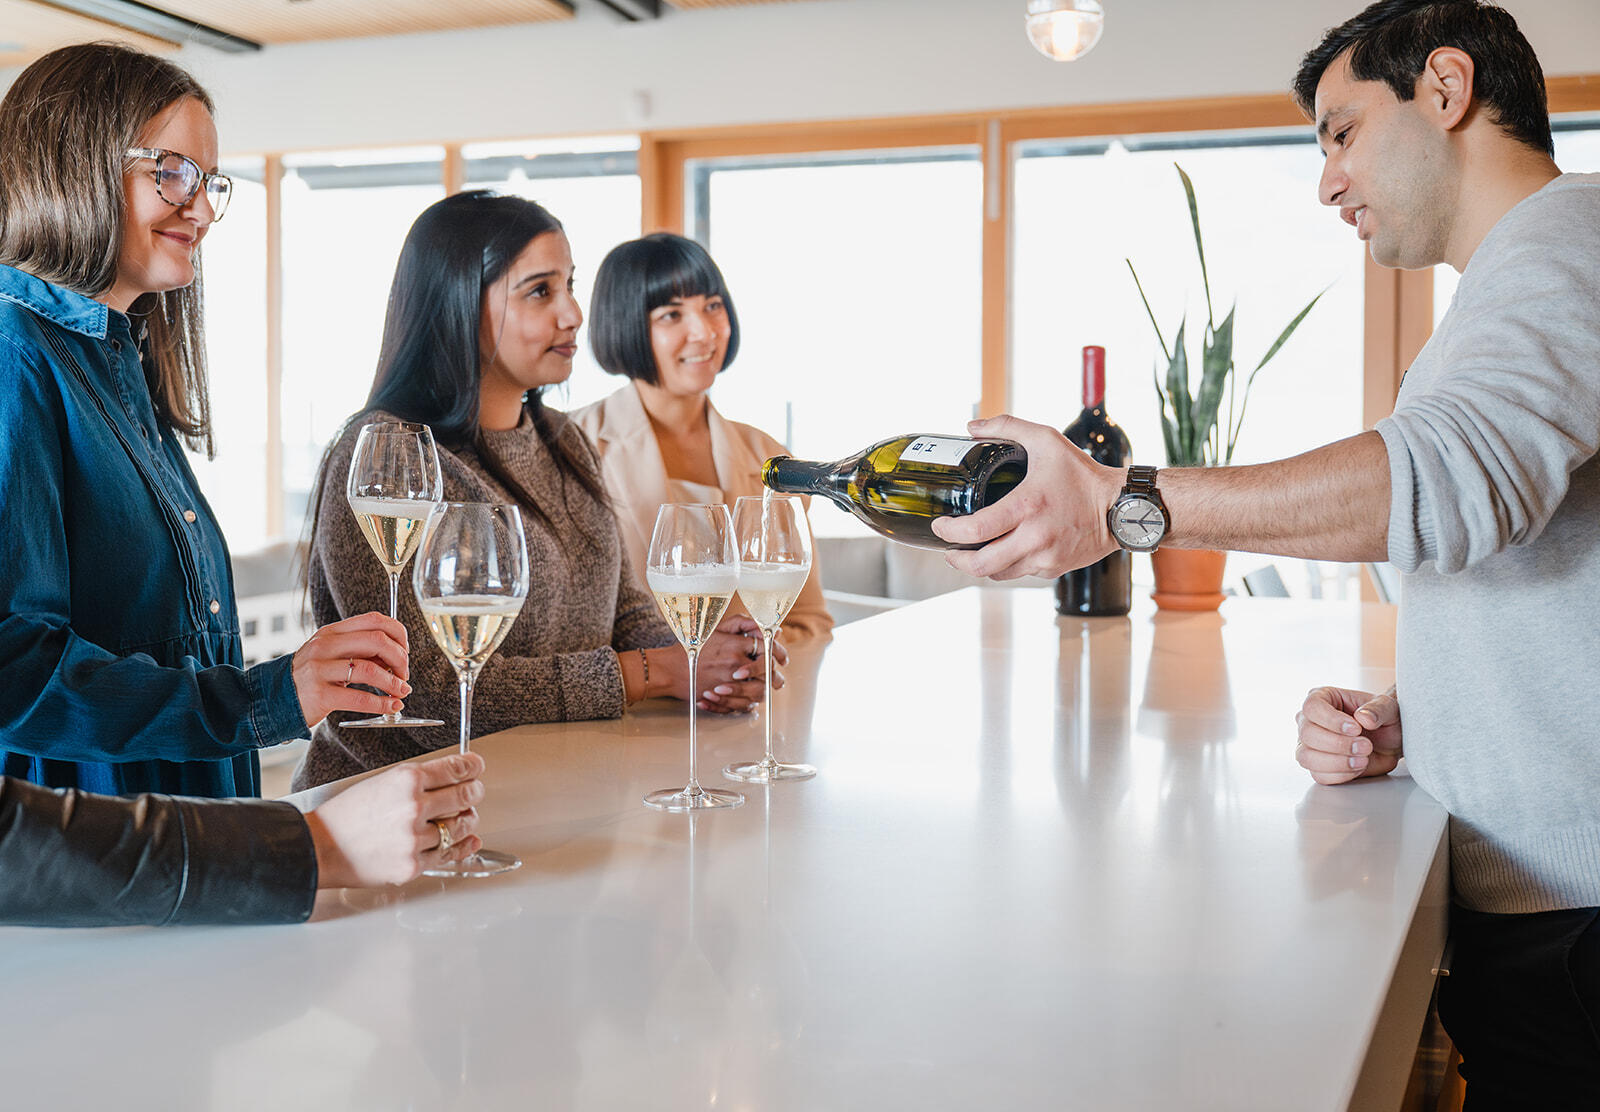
[1421,46,1475,130]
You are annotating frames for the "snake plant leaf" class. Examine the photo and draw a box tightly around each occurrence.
[1192,304,1235,466]
[1160,409,1182,465]
[1177,164,1214,327]
[1126,259,1170,363]
[1250,285,1331,372]
[1226,285,1333,462]
[1166,318,1193,464]
[1153,362,1181,464]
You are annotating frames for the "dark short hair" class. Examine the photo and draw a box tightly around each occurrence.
[1292,0,1552,157]
[588,233,740,385]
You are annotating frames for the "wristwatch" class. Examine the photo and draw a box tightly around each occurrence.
[1107,465,1169,552]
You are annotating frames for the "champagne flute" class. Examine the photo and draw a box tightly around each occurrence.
[645,504,744,812]
[724,493,815,783]
[413,502,528,877]
[344,420,445,728]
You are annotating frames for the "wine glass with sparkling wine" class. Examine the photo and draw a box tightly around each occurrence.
[724,493,814,783]
[413,502,528,876]
[344,420,445,728]
[645,503,744,812]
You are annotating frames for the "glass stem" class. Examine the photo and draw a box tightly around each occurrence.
[762,629,776,764]
[458,666,475,756]
[685,647,700,791]
[384,572,403,723]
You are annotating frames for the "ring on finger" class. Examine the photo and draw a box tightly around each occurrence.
[343,658,355,687]
[434,819,453,854]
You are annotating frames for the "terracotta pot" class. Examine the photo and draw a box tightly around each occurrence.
[1150,548,1228,612]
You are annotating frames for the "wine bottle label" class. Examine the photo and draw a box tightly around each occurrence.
[898,436,972,467]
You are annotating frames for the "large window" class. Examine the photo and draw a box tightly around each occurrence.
[1012,132,1366,469]
[279,146,445,530]
[191,157,270,553]
[688,148,984,536]
[463,136,642,413]
[1011,132,1367,596]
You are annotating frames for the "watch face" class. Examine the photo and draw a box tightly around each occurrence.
[1112,496,1166,550]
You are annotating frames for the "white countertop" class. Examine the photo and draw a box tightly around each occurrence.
[0,590,1447,1111]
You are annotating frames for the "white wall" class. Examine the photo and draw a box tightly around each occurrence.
[10,0,1587,155]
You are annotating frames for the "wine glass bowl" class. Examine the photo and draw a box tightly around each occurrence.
[413,501,528,876]
[724,494,815,783]
[645,504,744,812]
[344,420,445,729]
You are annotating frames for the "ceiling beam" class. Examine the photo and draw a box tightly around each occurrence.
[592,0,660,21]
[31,0,262,51]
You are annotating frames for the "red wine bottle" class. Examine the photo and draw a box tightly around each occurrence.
[1057,346,1133,616]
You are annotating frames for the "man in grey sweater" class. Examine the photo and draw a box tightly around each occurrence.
[935,0,1598,1101]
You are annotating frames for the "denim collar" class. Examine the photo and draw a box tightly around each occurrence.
[0,264,110,340]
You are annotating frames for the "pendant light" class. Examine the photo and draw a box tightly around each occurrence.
[1025,0,1105,62]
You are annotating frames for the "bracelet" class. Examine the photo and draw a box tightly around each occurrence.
[637,647,649,690]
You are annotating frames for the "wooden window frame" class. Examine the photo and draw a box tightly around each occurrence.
[247,79,1600,542]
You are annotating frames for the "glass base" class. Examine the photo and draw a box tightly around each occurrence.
[344,713,445,728]
[723,759,816,783]
[644,784,744,812]
[421,849,522,878]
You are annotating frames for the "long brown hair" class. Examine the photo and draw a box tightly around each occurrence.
[0,42,216,455]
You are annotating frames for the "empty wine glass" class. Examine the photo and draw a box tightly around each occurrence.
[344,420,444,729]
[413,501,528,876]
[645,504,744,812]
[724,493,814,783]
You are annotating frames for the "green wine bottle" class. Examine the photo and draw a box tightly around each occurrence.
[762,434,1027,551]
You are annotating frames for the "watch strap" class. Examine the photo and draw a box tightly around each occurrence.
[1124,464,1159,497]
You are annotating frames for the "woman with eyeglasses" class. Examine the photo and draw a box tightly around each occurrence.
[0,43,413,802]
[292,192,782,790]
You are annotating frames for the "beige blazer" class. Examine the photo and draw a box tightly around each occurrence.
[570,383,833,643]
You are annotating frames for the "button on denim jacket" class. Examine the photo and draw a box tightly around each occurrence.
[0,265,305,798]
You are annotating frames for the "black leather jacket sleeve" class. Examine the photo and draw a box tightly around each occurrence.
[0,776,318,927]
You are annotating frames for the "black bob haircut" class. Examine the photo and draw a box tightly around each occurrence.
[1292,0,1553,157]
[588,232,741,384]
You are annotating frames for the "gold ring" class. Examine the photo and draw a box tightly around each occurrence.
[344,659,355,687]
[434,819,453,854]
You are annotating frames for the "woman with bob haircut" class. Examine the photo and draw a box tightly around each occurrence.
[0,42,412,802]
[573,234,831,642]
[294,193,780,791]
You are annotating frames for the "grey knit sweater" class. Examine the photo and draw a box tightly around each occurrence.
[292,407,673,791]
[1375,173,1600,914]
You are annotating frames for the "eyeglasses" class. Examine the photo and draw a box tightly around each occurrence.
[126,147,232,221]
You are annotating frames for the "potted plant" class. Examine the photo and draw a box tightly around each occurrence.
[1127,164,1326,610]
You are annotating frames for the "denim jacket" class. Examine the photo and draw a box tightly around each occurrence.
[0,264,305,798]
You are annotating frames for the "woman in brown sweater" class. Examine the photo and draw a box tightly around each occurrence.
[294,193,779,790]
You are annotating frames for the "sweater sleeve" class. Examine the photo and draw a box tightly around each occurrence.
[0,331,294,764]
[1376,187,1600,574]
[0,776,316,927]
[304,420,663,784]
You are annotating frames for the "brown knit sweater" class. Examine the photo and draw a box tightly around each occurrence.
[292,406,673,790]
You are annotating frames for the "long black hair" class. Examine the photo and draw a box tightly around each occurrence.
[588,232,741,384]
[307,191,608,564]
